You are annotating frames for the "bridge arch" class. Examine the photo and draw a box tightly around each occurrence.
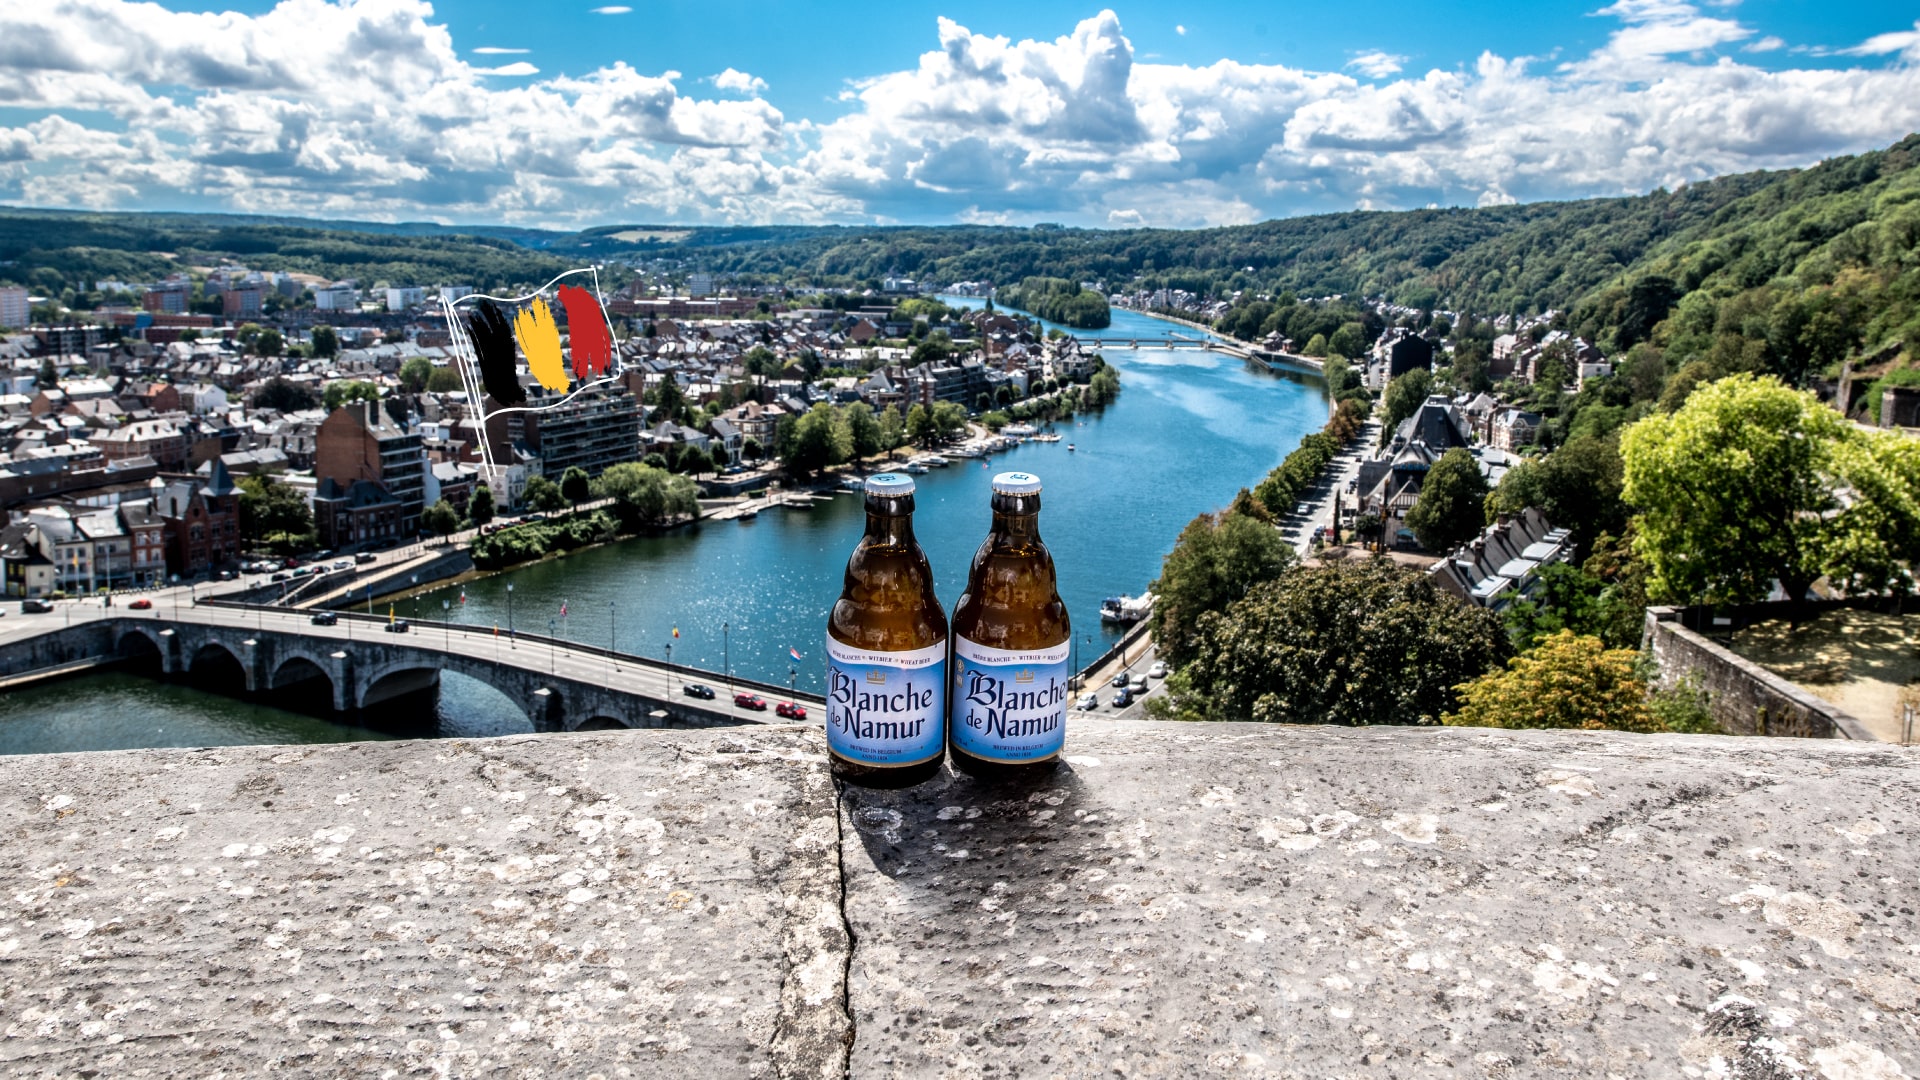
[576,716,628,731]
[269,653,334,692]
[188,640,251,693]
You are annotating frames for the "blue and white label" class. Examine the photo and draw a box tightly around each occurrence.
[950,637,1072,763]
[825,639,946,767]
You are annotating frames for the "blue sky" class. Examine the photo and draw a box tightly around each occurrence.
[1,1,1917,228]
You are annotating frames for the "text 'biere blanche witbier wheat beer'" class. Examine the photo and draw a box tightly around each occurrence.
[949,471,1071,779]
[825,472,948,788]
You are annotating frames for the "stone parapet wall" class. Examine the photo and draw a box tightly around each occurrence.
[2,723,1915,1076]
[1643,607,1877,740]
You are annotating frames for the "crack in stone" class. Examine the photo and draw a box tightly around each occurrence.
[836,783,859,1077]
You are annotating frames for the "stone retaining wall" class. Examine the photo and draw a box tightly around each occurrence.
[1643,606,1876,740]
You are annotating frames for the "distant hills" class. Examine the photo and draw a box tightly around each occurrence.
[3,133,1915,376]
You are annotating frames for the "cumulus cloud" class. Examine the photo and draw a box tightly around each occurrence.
[0,1,1917,228]
[710,68,768,95]
[1346,51,1407,79]
[1175,25,1186,36]
[472,46,529,55]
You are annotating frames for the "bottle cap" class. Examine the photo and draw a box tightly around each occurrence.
[991,471,1043,495]
[864,473,916,496]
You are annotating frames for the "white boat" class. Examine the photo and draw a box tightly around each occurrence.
[923,454,951,467]
[902,462,929,474]
[1100,593,1154,623]
[840,475,867,491]
[1003,423,1039,437]
[1030,433,1062,443]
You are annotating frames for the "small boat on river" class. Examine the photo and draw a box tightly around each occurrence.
[1100,593,1154,623]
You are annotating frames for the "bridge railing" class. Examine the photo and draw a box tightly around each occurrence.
[195,599,824,705]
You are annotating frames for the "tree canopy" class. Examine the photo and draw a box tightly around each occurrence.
[1148,505,1296,668]
[1443,630,1663,733]
[1405,447,1491,553]
[592,462,700,529]
[322,380,379,411]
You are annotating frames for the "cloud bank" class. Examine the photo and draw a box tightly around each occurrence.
[0,0,1915,228]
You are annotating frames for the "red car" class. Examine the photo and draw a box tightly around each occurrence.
[775,701,807,720]
[128,598,153,610]
[733,692,768,711]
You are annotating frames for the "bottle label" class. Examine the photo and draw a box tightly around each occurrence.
[825,639,946,767]
[950,637,1072,763]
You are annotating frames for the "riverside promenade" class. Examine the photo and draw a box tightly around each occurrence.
[2,722,1914,1075]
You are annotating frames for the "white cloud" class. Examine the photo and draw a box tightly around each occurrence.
[0,2,1917,228]
[711,68,768,95]
[472,46,530,55]
[1347,51,1407,79]
[590,6,632,13]
[1742,35,1784,53]
[1175,25,1186,36]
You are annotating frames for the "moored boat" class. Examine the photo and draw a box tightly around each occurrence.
[1100,593,1154,623]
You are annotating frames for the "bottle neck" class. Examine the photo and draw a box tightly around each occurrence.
[864,494,917,548]
[988,492,1042,546]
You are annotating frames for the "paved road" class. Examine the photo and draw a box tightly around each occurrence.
[1277,420,1381,557]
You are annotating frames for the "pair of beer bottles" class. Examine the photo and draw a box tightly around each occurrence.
[825,471,1069,787]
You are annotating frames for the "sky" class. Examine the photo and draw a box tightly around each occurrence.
[0,0,1917,230]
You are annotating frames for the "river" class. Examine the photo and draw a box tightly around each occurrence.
[0,301,1325,752]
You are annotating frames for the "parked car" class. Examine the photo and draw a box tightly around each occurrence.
[1111,672,1130,688]
[331,560,352,571]
[21,598,54,614]
[682,683,716,700]
[128,598,153,610]
[217,570,234,581]
[1147,661,1168,679]
[384,619,410,633]
[1111,689,1132,707]
[354,552,377,564]
[270,572,290,582]
[1294,503,1313,517]
[284,558,302,569]
[733,692,768,711]
[1076,692,1099,710]
[311,611,338,626]
[1128,674,1148,694]
[775,701,808,720]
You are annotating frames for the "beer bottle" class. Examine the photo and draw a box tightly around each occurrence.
[949,471,1071,780]
[825,473,948,787]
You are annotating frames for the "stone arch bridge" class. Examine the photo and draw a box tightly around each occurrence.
[0,604,822,733]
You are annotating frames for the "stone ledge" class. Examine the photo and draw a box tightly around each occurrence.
[3,724,1917,1077]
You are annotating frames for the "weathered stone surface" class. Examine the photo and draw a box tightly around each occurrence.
[840,723,1920,1078]
[3,721,1917,1078]
[0,728,846,1078]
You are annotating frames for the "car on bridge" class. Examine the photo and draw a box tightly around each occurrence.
[682,683,716,700]
[1077,692,1100,710]
[20,599,53,614]
[354,552,377,564]
[311,611,338,626]
[775,701,807,720]
[385,619,410,634]
[129,598,153,610]
[734,692,767,711]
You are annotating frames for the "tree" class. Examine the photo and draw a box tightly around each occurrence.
[560,466,592,508]
[238,473,315,551]
[322,380,380,411]
[1622,373,1920,604]
[251,376,318,412]
[781,403,853,475]
[35,356,57,389]
[876,406,904,455]
[1148,507,1296,668]
[523,475,566,513]
[399,356,433,394]
[841,402,883,460]
[1483,434,1626,558]
[1301,333,1328,358]
[931,400,969,442]
[1404,448,1490,552]
[742,436,765,462]
[469,484,496,527]
[1443,630,1663,732]
[1158,558,1510,726]
[235,323,262,348]
[422,498,461,540]
[1082,366,1121,408]
[253,328,284,357]
[593,462,700,529]
[427,367,465,393]
[1328,321,1366,359]
[310,324,339,359]
[652,374,690,425]
[905,404,934,447]
[1379,368,1433,436]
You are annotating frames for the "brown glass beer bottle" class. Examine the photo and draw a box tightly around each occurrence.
[948,471,1071,780]
[825,473,948,787]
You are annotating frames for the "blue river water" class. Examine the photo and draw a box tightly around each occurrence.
[0,302,1326,751]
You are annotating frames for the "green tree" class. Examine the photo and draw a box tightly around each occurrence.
[238,473,315,550]
[560,466,592,508]
[931,400,969,442]
[843,401,883,459]
[1483,434,1626,557]
[1379,368,1433,437]
[1405,448,1490,552]
[35,356,57,389]
[399,356,433,394]
[1622,373,1920,603]
[1328,321,1366,359]
[1082,366,1121,408]
[741,436,765,461]
[1148,507,1296,668]
[310,324,339,359]
[1157,558,1510,726]
[422,498,461,540]
[1301,333,1328,358]
[235,322,262,348]
[593,462,700,528]
[905,404,934,447]
[426,367,465,393]
[651,374,690,425]
[876,406,905,455]
[523,475,566,513]
[468,484,496,527]
[782,403,852,475]
[322,380,380,411]
[251,376,317,412]
[253,328,284,357]
[1443,630,1663,732]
